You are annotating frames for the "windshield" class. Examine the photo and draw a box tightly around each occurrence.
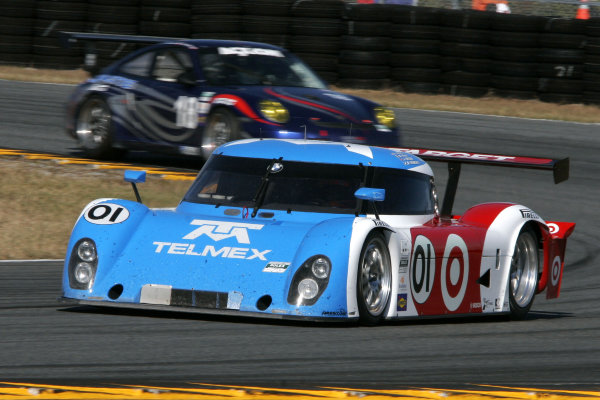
[183,155,436,216]
[184,155,363,214]
[197,46,327,88]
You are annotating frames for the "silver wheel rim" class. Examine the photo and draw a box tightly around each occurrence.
[359,238,391,317]
[510,232,538,308]
[76,99,111,150]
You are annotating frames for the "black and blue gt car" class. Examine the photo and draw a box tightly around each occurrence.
[63,33,400,160]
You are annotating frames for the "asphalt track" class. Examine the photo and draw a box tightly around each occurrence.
[0,79,599,392]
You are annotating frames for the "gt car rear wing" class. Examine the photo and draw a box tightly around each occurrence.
[397,148,570,217]
[59,31,183,71]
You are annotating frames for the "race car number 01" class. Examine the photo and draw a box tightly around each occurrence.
[84,203,130,225]
[411,234,470,311]
[411,235,435,304]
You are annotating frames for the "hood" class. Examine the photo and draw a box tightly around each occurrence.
[89,203,355,310]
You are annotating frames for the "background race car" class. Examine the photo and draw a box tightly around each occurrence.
[62,32,400,160]
[62,139,575,325]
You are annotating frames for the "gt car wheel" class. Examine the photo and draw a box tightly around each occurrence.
[357,232,392,326]
[509,229,539,320]
[201,108,240,161]
[76,96,119,159]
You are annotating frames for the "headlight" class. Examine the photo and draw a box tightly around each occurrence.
[77,240,97,262]
[311,257,330,279]
[374,106,396,128]
[287,255,332,306]
[259,100,289,123]
[68,238,98,290]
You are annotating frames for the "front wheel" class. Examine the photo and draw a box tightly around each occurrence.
[201,108,240,160]
[75,96,121,159]
[356,232,392,326]
[509,229,539,320]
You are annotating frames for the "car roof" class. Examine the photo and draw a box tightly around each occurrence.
[215,139,433,175]
[154,39,287,52]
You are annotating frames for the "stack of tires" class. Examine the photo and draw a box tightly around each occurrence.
[584,17,600,105]
[191,0,243,40]
[489,13,541,99]
[289,0,345,85]
[0,0,35,67]
[33,0,87,69]
[537,17,586,103]
[389,5,441,94]
[439,9,491,97]
[86,0,140,70]
[139,0,191,38]
[242,0,293,47]
[337,3,392,89]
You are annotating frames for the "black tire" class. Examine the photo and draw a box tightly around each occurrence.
[201,108,241,161]
[356,232,392,326]
[508,230,539,320]
[75,96,120,159]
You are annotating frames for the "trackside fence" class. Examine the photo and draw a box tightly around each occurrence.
[2,0,600,105]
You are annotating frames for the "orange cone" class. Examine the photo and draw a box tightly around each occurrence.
[576,0,590,19]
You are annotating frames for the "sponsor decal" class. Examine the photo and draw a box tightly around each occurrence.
[547,223,559,234]
[398,275,408,291]
[212,97,237,106]
[263,262,290,273]
[152,242,270,260]
[218,47,284,57]
[411,235,436,304]
[470,302,482,312]
[520,209,541,220]
[551,256,562,286]
[397,294,407,311]
[440,234,469,312]
[482,298,494,311]
[84,203,129,225]
[322,309,347,316]
[393,152,422,166]
[152,220,271,261]
[399,149,516,162]
[373,220,390,228]
[183,220,264,244]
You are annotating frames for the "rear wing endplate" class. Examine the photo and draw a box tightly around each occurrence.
[398,148,570,217]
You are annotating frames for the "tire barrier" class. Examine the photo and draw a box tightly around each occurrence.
[2,0,600,105]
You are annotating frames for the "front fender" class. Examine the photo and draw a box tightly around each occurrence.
[63,198,152,296]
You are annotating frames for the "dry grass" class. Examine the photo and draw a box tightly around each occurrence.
[1,66,599,123]
[0,157,190,259]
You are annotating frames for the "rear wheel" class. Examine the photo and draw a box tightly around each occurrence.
[75,96,120,159]
[509,229,539,320]
[201,108,240,160]
[357,232,392,326]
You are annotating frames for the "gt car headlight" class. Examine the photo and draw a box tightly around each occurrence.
[68,238,98,290]
[259,100,290,123]
[287,255,332,306]
[374,106,396,128]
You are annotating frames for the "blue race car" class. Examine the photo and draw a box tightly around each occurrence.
[63,32,399,160]
[62,139,574,325]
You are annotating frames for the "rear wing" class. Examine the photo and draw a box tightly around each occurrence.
[397,148,570,217]
[59,31,183,71]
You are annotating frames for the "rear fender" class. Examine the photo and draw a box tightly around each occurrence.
[539,221,576,299]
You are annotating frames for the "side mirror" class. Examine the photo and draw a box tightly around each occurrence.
[354,187,385,220]
[354,187,385,202]
[124,170,146,203]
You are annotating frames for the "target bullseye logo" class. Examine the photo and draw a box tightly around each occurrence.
[551,256,562,286]
[441,234,469,312]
